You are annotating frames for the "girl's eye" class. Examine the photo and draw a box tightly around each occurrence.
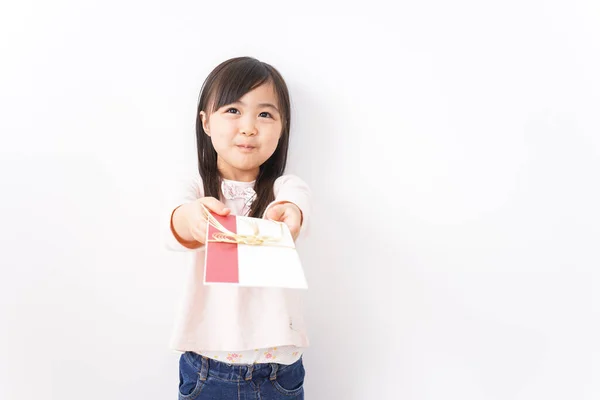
[225,108,240,114]
[259,111,272,118]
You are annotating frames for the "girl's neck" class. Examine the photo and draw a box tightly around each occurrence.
[217,168,259,183]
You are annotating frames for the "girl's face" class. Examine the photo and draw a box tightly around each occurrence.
[200,81,283,182]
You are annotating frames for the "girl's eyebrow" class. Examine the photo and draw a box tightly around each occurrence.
[233,100,279,112]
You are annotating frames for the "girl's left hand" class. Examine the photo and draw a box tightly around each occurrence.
[265,202,303,241]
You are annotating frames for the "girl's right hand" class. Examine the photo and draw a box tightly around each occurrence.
[176,197,230,245]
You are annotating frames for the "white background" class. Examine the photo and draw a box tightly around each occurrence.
[1,1,599,399]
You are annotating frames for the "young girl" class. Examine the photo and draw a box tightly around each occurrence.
[165,57,311,399]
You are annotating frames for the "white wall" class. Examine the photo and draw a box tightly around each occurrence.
[1,1,599,399]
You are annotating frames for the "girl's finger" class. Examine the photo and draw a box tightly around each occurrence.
[199,197,230,216]
[266,204,286,221]
[190,225,206,244]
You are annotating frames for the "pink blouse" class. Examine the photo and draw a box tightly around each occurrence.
[164,173,311,364]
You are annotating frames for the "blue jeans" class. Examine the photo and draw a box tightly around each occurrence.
[178,351,305,399]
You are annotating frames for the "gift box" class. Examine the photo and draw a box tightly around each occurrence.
[202,208,308,289]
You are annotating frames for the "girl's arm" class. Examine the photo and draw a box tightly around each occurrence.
[164,171,204,251]
[263,174,312,241]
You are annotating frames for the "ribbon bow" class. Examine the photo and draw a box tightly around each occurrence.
[199,203,287,246]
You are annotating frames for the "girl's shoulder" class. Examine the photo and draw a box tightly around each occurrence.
[169,168,204,199]
[273,174,310,192]
[272,174,311,199]
[273,174,309,186]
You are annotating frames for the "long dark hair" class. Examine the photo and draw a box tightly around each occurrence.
[195,57,291,218]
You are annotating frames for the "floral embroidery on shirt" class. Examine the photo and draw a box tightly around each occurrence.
[203,345,301,364]
[227,353,243,362]
[264,347,280,360]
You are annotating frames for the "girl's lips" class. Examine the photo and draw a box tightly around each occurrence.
[236,144,256,152]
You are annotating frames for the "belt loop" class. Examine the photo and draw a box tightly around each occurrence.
[244,363,254,381]
[199,356,209,381]
[269,363,278,381]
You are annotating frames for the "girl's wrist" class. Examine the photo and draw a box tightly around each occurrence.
[171,204,201,248]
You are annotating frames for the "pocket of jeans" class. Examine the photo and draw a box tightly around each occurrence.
[178,354,206,399]
[270,360,305,396]
[179,377,204,400]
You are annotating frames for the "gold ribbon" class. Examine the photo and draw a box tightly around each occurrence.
[200,203,287,246]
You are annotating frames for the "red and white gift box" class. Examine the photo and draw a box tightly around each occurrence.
[203,213,308,289]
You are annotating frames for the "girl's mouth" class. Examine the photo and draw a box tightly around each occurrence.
[236,144,256,152]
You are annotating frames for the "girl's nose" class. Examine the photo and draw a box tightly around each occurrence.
[240,116,258,136]
[241,122,258,136]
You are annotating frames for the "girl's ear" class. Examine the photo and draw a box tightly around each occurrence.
[200,111,210,136]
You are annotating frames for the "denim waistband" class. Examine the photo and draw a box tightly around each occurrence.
[183,351,302,383]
